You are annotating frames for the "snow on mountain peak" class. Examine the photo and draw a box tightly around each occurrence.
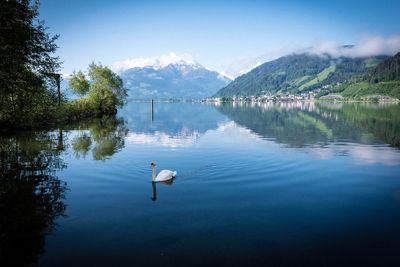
[112,52,202,72]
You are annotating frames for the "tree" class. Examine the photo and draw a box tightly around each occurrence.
[69,63,127,115]
[0,0,60,127]
[69,70,90,96]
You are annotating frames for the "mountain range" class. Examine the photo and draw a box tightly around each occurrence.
[62,52,400,101]
[119,60,231,100]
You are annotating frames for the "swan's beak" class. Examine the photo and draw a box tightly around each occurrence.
[151,162,156,167]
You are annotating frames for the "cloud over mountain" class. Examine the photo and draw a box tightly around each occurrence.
[307,34,400,58]
[117,53,231,99]
[221,34,400,78]
[112,52,198,72]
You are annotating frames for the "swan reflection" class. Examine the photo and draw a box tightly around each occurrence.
[151,179,174,201]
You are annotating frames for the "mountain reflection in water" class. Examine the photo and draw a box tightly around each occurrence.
[217,101,400,148]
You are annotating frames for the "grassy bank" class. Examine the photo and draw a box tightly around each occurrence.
[316,80,400,102]
[340,81,400,99]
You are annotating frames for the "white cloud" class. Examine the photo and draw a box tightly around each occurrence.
[126,130,200,148]
[219,46,300,78]
[306,143,400,166]
[110,35,400,78]
[217,71,234,81]
[238,61,262,76]
[220,34,400,79]
[305,34,400,58]
[112,52,199,72]
[349,145,400,166]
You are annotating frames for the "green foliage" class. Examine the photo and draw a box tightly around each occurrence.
[368,52,400,83]
[299,65,336,90]
[313,52,400,100]
[364,58,382,68]
[63,98,98,120]
[292,75,311,86]
[216,54,330,96]
[69,70,89,96]
[0,1,126,129]
[218,51,399,100]
[340,81,400,99]
[0,0,61,128]
[69,63,127,116]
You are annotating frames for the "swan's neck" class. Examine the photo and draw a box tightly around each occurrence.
[152,166,156,181]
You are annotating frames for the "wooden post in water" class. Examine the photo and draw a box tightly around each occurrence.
[45,72,61,106]
[151,99,154,121]
[56,74,61,106]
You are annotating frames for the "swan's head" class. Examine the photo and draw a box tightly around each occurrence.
[150,161,156,167]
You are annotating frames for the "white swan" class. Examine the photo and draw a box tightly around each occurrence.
[151,161,177,182]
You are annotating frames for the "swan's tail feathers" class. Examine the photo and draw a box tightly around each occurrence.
[172,171,177,177]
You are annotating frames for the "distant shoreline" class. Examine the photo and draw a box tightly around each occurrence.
[126,98,400,104]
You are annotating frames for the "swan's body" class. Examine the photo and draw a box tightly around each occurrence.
[151,162,176,182]
[154,170,177,182]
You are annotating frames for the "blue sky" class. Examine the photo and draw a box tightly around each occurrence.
[40,0,400,76]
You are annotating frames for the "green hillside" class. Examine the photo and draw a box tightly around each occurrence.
[299,65,336,90]
[215,53,387,97]
[319,52,400,99]
[369,52,400,82]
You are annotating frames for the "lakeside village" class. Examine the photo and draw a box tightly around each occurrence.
[203,90,318,103]
[201,89,399,104]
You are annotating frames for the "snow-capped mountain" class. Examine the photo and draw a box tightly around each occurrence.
[116,53,232,99]
[113,52,201,72]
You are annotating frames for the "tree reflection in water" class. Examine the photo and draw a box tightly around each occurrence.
[0,116,127,265]
[71,117,128,160]
[0,131,67,266]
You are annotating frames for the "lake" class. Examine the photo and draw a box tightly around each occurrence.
[1,101,400,266]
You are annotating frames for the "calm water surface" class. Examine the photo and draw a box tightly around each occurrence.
[1,102,400,266]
